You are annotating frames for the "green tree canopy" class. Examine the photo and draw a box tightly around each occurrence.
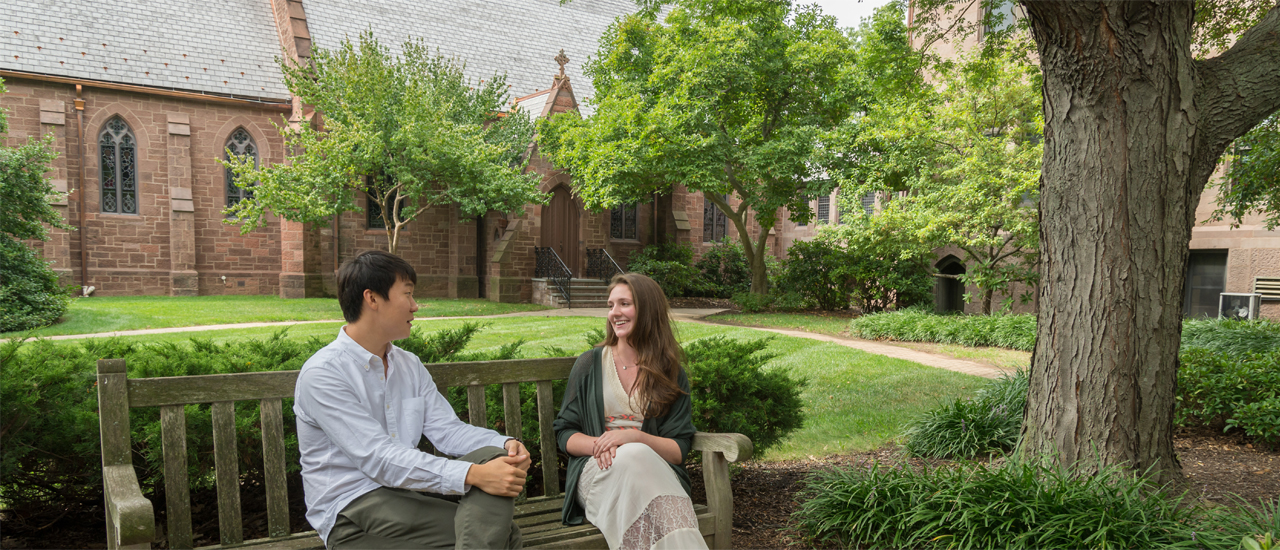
[1211,113,1280,229]
[839,23,1043,314]
[538,0,858,293]
[225,31,545,254]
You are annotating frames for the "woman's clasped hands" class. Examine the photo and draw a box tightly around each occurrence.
[590,429,645,469]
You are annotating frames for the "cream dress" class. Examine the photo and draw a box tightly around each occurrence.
[574,346,708,550]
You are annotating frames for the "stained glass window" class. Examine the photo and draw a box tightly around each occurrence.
[703,194,729,242]
[99,117,137,214]
[225,128,258,214]
[610,203,639,240]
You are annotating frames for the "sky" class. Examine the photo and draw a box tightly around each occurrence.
[808,0,896,30]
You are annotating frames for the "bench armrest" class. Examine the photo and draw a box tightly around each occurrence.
[104,464,155,548]
[691,432,753,462]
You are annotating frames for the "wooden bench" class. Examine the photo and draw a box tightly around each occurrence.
[97,356,753,549]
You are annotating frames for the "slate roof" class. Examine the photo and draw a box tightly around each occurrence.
[304,0,640,115]
[1,0,291,101]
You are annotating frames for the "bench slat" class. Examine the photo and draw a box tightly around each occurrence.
[430,357,575,387]
[161,405,194,549]
[212,401,244,545]
[467,385,487,428]
[260,399,290,538]
[126,358,576,408]
[535,380,559,497]
[130,371,297,407]
[502,382,522,439]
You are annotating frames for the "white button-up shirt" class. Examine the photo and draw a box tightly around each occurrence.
[294,327,510,544]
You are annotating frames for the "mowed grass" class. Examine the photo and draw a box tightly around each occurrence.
[51,315,979,461]
[707,312,854,337]
[0,295,549,338]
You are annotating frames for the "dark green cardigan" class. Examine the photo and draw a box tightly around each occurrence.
[552,347,697,526]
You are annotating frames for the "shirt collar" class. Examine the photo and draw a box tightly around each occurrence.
[336,326,386,372]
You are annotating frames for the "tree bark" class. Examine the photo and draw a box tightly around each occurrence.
[1021,1,1280,485]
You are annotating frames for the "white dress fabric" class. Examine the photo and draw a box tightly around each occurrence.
[575,347,708,550]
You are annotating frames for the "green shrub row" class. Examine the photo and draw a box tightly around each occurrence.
[0,323,516,516]
[0,325,807,518]
[1179,348,1280,444]
[848,307,1037,350]
[794,459,1278,550]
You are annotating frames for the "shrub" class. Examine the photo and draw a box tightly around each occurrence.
[0,323,524,519]
[903,369,1028,458]
[794,459,1260,550]
[778,239,852,310]
[731,291,774,313]
[848,308,1038,351]
[692,238,750,298]
[1178,347,1280,445]
[820,220,935,313]
[683,336,806,456]
[627,242,703,298]
[0,237,71,333]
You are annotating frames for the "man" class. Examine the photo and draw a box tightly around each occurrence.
[295,250,529,549]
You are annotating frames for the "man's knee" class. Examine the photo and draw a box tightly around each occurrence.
[459,445,508,465]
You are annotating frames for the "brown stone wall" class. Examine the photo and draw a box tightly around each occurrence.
[1,77,287,296]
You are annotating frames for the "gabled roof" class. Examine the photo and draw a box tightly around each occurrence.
[1,0,291,100]
[304,0,638,116]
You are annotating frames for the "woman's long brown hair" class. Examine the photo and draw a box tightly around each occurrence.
[601,273,686,418]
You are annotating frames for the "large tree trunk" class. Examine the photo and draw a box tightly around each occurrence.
[1021,1,1280,486]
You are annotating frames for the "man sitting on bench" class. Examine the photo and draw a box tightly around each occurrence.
[294,250,529,549]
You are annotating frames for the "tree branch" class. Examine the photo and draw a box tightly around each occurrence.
[1193,3,1280,174]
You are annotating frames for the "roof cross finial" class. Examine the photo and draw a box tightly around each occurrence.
[555,49,569,77]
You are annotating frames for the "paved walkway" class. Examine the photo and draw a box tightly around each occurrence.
[9,307,1006,378]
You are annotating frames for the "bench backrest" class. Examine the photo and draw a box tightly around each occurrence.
[97,356,578,548]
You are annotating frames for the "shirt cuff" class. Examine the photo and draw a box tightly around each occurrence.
[441,459,474,495]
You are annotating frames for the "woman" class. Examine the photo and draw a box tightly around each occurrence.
[553,273,706,550]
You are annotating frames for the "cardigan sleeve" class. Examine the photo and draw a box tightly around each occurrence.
[554,349,597,454]
[656,369,697,462]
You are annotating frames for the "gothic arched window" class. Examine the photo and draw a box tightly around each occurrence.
[99,117,138,214]
[225,128,258,212]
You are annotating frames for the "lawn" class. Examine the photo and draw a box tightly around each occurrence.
[0,295,549,338]
[706,311,1032,370]
[30,314,979,461]
[707,312,854,337]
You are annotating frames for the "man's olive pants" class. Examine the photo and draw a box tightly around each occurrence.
[327,447,523,549]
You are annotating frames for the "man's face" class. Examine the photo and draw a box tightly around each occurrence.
[371,277,418,341]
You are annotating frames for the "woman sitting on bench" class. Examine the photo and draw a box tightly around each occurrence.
[553,273,707,550]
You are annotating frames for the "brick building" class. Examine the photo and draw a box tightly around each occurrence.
[2,0,778,304]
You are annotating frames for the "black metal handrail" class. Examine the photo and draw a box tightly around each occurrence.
[585,248,625,284]
[534,247,572,308]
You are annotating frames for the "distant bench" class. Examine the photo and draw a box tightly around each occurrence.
[96,357,753,549]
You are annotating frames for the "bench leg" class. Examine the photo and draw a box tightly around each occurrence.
[702,451,732,550]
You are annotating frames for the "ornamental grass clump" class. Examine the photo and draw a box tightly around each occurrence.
[794,459,1269,550]
[902,369,1027,458]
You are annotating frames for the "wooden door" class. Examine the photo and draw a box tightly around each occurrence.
[540,185,580,275]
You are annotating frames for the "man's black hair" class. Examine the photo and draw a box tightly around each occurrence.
[336,250,418,323]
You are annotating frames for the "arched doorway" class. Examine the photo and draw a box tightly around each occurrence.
[935,255,966,314]
[540,184,581,275]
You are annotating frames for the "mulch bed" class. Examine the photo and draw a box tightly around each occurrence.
[5,429,1275,549]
